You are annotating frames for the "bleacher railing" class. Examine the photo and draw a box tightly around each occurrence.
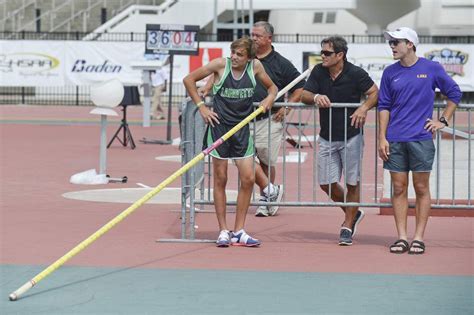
[1,31,473,43]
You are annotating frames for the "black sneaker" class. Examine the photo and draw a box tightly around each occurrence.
[351,210,365,237]
[339,227,353,246]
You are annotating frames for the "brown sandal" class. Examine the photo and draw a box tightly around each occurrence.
[408,240,425,255]
[389,239,409,254]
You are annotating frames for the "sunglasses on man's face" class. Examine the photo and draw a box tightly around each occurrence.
[320,50,337,57]
[388,39,407,46]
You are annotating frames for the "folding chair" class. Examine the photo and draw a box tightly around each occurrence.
[285,108,313,148]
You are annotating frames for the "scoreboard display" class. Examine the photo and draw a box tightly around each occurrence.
[145,24,199,56]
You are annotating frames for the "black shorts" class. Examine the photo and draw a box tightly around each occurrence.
[203,124,254,159]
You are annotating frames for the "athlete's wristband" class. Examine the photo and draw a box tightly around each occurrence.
[196,101,205,108]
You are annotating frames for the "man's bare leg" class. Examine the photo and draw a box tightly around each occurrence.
[390,172,409,251]
[234,157,255,231]
[411,172,431,252]
[320,183,347,213]
[254,161,275,195]
[343,183,360,228]
[260,161,276,183]
[213,158,228,231]
[320,183,359,228]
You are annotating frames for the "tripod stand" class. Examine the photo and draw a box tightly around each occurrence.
[107,104,136,149]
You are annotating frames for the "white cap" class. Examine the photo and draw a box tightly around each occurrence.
[383,27,419,47]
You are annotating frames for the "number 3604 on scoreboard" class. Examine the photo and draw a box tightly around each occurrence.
[145,24,200,56]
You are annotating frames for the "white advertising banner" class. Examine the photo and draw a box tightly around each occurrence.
[1,40,472,91]
[0,40,146,86]
[185,42,473,92]
[277,42,473,92]
[63,41,145,85]
[350,44,472,91]
[0,41,66,86]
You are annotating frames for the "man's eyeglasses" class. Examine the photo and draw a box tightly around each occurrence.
[320,50,337,57]
[388,39,407,46]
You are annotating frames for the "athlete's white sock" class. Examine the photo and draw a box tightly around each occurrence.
[263,183,275,196]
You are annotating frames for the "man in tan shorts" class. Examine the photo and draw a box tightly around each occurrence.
[251,21,305,217]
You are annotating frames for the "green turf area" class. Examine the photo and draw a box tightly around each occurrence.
[1,265,472,314]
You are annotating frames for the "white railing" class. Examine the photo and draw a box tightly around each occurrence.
[17,0,73,32]
[47,0,105,34]
[1,0,36,31]
[82,0,177,41]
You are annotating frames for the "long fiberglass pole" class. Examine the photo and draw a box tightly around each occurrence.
[9,67,312,301]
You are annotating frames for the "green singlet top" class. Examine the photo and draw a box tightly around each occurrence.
[212,58,257,125]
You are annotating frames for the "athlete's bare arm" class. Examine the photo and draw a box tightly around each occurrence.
[183,58,226,126]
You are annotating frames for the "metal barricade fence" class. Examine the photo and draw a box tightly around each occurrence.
[180,99,473,240]
[179,98,207,239]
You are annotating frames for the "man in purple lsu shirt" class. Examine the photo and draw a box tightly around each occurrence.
[378,27,462,255]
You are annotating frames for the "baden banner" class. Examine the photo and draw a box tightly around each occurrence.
[0,41,145,86]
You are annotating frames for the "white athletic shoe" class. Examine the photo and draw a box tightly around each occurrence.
[216,230,231,247]
[268,184,284,216]
[231,230,260,247]
[255,196,269,217]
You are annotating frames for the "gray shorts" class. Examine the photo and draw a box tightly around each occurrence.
[252,117,284,166]
[318,133,363,186]
[383,140,435,172]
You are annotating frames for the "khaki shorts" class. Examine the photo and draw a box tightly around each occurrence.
[252,117,284,166]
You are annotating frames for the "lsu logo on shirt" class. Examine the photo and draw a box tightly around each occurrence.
[417,74,428,78]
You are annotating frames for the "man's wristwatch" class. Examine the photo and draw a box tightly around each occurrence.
[439,116,449,127]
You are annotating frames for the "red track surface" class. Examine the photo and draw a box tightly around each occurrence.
[1,105,472,277]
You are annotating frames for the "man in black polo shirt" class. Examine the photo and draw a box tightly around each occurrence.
[198,22,304,217]
[301,36,378,246]
[251,21,305,217]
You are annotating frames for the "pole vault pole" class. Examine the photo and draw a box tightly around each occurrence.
[9,67,312,301]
